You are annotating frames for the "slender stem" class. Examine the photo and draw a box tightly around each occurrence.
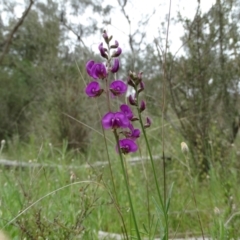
[101,125,129,240]
[162,0,172,209]
[135,95,162,204]
[135,95,168,239]
[113,129,141,240]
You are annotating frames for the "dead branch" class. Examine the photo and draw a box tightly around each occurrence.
[0,0,34,65]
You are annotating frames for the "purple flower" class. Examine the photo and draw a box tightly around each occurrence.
[111,58,120,73]
[86,60,95,77]
[102,112,129,129]
[128,123,140,140]
[117,139,138,154]
[85,81,103,97]
[112,47,122,57]
[91,63,107,79]
[110,80,127,96]
[98,43,108,59]
[120,104,133,120]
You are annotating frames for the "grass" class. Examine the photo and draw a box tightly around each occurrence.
[1,119,240,239]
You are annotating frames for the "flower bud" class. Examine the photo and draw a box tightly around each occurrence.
[144,117,151,128]
[138,72,143,81]
[110,40,119,49]
[110,58,120,73]
[111,47,122,57]
[181,142,189,154]
[129,71,137,80]
[128,95,137,106]
[102,30,112,44]
[139,100,146,112]
[138,81,145,93]
[127,77,135,88]
[98,43,108,59]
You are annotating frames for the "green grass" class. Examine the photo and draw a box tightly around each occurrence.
[1,120,240,239]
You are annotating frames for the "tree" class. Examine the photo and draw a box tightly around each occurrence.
[164,0,240,173]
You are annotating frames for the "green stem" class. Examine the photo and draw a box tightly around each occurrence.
[136,94,168,239]
[114,129,141,240]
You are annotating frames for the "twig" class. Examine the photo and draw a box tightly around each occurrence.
[0,0,34,65]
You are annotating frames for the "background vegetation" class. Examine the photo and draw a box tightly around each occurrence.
[1,0,240,239]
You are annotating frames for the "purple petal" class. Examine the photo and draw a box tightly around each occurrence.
[127,123,140,140]
[102,112,129,129]
[131,129,141,139]
[114,112,129,128]
[86,60,95,77]
[102,112,115,129]
[111,58,120,73]
[120,104,133,120]
[91,63,107,79]
[110,80,127,96]
[117,139,138,154]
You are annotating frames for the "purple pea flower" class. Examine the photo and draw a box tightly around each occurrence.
[120,104,133,120]
[117,138,138,154]
[98,43,108,59]
[111,58,120,73]
[91,63,107,79]
[102,112,129,129]
[85,81,103,97]
[110,80,127,96]
[112,47,122,57]
[128,123,140,140]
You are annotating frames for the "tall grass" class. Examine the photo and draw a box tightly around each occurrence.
[0,115,240,239]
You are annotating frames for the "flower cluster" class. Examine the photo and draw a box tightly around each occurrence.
[85,31,151,154]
